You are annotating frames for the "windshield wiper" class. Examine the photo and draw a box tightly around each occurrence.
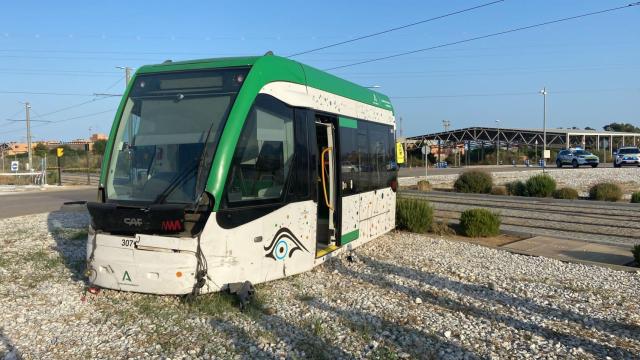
[153,161,200,204]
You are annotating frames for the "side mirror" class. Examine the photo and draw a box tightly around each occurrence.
[613,152,617,156]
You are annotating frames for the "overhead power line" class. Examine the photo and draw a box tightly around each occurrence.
[326,2,640,71]
[288,0,505,57]
[0,90,95,96]
[32,97,113,119]
[0,108,116,136]
[390,88,639,99]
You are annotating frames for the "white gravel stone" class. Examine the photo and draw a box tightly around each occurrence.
[0,210,638,359]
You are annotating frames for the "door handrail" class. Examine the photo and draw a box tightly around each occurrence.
[321,146,334,210]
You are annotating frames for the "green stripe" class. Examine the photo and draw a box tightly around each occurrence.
[341,229,360,245]
[339,117,358,129]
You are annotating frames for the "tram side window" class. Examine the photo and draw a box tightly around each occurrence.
[369,123,396,189]
[226,94,295,204]
[340,119,396,193]
[339,125,361,195]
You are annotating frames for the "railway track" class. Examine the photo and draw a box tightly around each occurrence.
[399,190,640,248]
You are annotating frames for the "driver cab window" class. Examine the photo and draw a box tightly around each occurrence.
[226,94,295,204]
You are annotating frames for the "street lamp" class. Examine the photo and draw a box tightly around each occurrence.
[539,87,548,172]
[495,119,501,166]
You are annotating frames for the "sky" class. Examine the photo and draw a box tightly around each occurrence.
[0,0,638,142]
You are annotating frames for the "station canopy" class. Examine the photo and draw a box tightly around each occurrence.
[406,127,640,151]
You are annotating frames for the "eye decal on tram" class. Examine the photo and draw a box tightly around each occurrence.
[264,228,309,261]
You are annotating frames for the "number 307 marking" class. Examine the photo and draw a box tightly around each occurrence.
[121,239,138,248]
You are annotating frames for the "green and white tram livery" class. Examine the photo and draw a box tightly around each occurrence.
[86,54,397,295]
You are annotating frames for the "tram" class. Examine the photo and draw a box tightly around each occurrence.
[86,53,397,295]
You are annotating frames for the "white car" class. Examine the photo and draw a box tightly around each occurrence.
[556,148,599,168]
[614,147,640,167]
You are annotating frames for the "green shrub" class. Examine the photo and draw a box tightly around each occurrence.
[417,180,431,192]
[631,192,640,203]
[553,187,579,200]
[459,209,501,237]
[453,170,492,194]
[589,183,622,202]
[525,174,556,197]
[633,244,640,265]
[490,186,507,196]
[396,198,433,233]
[505,180,528,196]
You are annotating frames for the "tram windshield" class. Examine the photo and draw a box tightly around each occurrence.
[105,68,249,204]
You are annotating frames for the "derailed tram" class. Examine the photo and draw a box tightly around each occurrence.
[86,54,397,295]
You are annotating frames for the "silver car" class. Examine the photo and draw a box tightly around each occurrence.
[556,148,599,168]
[614,147,640,167]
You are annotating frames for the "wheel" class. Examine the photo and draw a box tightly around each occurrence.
[572,160,578,168]
[591,164,598,168]
[556,159,562,168]
[614,162,621,168]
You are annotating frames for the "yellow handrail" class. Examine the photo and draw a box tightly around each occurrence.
[321,147,333,210]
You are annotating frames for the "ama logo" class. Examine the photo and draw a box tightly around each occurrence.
[161,219,183,232]
[264,228,309,261]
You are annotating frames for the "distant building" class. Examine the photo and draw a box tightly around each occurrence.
[1,133,109,155]
[90,133,108,142]
[3,142,29,156]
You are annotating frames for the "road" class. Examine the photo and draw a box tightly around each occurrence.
[398,162,614,177]
[0,187,96,219]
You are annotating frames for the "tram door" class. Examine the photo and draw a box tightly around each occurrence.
[315,119,337,250]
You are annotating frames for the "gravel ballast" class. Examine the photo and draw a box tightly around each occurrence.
[1,210,639,359]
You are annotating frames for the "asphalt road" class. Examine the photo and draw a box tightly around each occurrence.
[398,162,614,177]
[0,187,96,219]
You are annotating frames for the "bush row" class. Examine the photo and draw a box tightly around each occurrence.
[396,198,501,238]
[453,171,636,203]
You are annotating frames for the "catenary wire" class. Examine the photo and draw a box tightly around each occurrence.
[288,0,506,57]
[326,2,640,70]
[0,109,116,136]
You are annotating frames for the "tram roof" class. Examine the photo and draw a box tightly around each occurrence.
[136,54,394,113]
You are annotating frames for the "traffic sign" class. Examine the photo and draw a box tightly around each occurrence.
[396,143,405,164]
[10,161,19,172]
[57,147,64,158]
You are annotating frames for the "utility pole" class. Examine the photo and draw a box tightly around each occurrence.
[540,87,548,173]
[117,66,132,86]
[86,127,92,185]
[25,102,33,172]
[495,119,501,166]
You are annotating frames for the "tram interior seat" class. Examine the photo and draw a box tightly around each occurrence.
[252,141,284,197]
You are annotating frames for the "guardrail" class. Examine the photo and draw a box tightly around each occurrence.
[0,171,47,185]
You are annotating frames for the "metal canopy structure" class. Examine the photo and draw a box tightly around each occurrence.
[407,127,640,152]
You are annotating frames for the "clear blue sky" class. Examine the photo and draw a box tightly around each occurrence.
[0,0,638,142]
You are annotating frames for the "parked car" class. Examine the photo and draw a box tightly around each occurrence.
[556,148,599,168]
[613,147,640,167]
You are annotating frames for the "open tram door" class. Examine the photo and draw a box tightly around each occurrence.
[315,115,339,256]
